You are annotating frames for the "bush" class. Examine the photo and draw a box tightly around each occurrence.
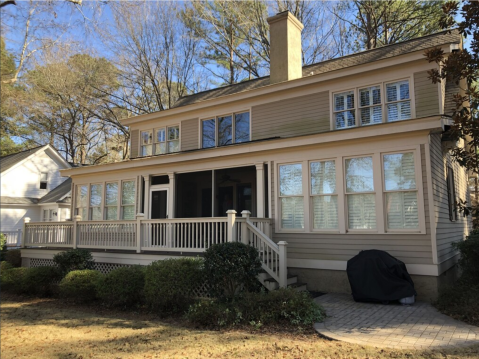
[1,267,28,293]
[97,266,145,309]
[0,234,7,261]
[187,289,325,329]
[59,269,102,302]
[53,249,95,275]
[1,261,13,273]
[144,258,203,314]
[22,266,62,297]
[203,242,261,301]
[436,281,479,326]
[5,249,22,268]
[452,232,479,284]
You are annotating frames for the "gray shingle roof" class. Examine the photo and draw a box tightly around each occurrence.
[39,178,72,204]
[173,30,460,109]
[0,197,39,205]
[0,146,45,173]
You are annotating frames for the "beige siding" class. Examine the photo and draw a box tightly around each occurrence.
[251,91,329,140]
[414,71,440,118]
[271,147,433,265]
[444,79,460,116]
[430,133,470,263]
[181,118,199,151]
[130,129,139,158]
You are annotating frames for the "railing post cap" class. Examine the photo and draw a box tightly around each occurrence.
[136,213,145,217]
[24,217,31,223]
[73,215,82,221]
[226,209,237,214]
[241,210,251,217]
[278,241,288,246]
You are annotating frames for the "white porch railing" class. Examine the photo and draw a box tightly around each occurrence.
[22,210,288,288]
[2,229,22,247]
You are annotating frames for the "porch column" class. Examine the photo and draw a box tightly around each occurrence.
[143,176,150,219]
[167,172,175,219]
[255,163,265,218]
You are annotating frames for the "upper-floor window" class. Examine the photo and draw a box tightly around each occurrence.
[39,172,48,189]
[334,79,411,130]
[141,125,179,156]
[201,111,250,148]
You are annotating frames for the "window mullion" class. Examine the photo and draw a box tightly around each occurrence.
[374,153,385,233]
[336,157,346,234]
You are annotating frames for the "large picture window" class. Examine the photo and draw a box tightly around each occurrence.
[345,156,376,230]
[310,160,338,230]
[334,79,411,129]
[89,184,103,220]
[201,111,250,148]
[383,152,418,229]
[279,164,304,229]
[121,180,135,220]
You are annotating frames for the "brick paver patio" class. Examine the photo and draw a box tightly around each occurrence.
[314,293,479,349]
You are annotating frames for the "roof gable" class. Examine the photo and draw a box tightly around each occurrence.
[0,146,44,173]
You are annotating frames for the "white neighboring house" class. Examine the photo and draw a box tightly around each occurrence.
[0,145,72,246]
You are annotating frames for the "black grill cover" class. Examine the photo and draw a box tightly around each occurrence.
[346,250,417,303]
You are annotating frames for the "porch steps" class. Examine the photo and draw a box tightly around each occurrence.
[257,271,307,292]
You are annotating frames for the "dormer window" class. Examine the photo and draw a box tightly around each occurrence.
[39,172,48,189]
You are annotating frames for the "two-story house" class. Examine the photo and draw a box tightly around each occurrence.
[20,12,470,301]
[1,145,72,246]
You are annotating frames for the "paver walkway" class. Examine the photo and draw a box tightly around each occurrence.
[314,293,479,350]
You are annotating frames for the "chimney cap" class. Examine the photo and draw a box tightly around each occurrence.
[267,10,304,31]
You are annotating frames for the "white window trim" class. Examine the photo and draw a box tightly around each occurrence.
[139,125,180,157]
[39,172,48,190]
[308,158,340,233]
[330,76,416,130]
[200,110,251,149]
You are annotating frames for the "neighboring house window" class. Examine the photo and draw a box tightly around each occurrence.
[310,160,338,230]
[39,172,48,189]
[43,209,53,222]
[345,156,376,230]
[447,167,458,221]
[334,79,411,129]
[121,180,135,220]
[89,184,103,220]
[201,111,250,148]
[386,80,411,122]
[105,182,119,220]
[334,91,355,129]
[141,130,153,156]
[279,163,304,229]
[140,126,179,156]
[76,185,88,220]
[383,152,419,230]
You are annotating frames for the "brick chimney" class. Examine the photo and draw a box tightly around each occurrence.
[267,11,304,84]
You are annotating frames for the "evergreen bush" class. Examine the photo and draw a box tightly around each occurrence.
[22,266,62,297]
[1,267,28,293]
[5,249,22,267]
[53,249,95,275]
[97,266,145,309]
[59,269,102,302]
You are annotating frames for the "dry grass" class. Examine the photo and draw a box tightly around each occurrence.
[1,295,479,359]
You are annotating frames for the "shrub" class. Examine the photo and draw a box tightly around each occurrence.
[1,267,28,293]
[1,261,13,273]
[452,232,479,284]
[203,242,261,301]
[436,281,479,326]
[22,266,62,297]
[144,258,203,314]
[187,289,325,329]
[0,234,7,261]
[97,266,146,309]
[53,249,95,275]
[59,269,102,302]
[5,249,22,268]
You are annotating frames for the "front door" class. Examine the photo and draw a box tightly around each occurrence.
[151,189,168,219]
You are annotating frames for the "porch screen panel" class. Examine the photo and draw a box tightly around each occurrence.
[105,182,118,220]
[345,156,376,229]
[90,184,103,220]
[202,119,215,148]
[76,185,88,220]
[279,164,304,229]
[311,160,338,229]
[121,180,135,220]
[383,152,418,229]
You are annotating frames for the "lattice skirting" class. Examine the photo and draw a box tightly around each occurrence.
[27,258,211,297]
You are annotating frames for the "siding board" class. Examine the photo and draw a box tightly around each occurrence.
[130,129,139,158]
[252,91,330,140]
[181,118,199,151]
[414,71,440,118]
